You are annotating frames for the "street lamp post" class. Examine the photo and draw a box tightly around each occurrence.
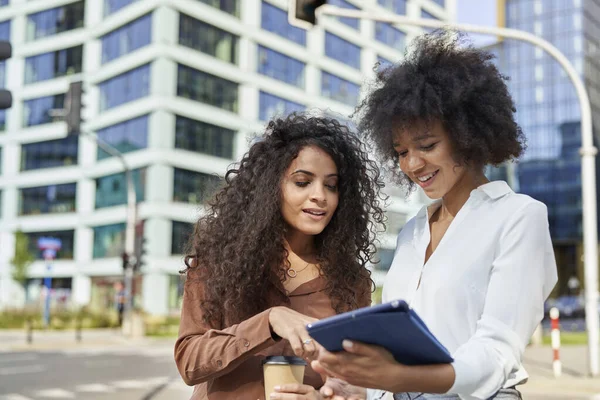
[307,6,599,376]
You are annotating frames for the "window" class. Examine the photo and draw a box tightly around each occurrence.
[97,115,148,160]
[95,168,146,208]
[26,230,75,260]
[26,2,85,41]
[259,91,305,121]
[172,221,193,254]
[177,64,238,112]
[175,116,235,159]
[261,2,306,46]
[173,168,222,204]
[325,32,361,69]
[99,64,150,111]
[21,136,78,171]
[0,147,2,175]
[0,20,9,131]
[0,0,8,7]
[373,248,395,271]
[377,55,394,71]
[199,0,240,17]
[101,14,151,63]
[179,14,238,64]
[0,20,10,40]
[378,0,406,15]
[24,45,83,84]
[431,0,445,6]
[23,94,65,127]
[19,183,76,215]
[321,71,360,106]
[93,223,125,258]
[375,22,406,50]
[421,10,438,32]
[258,46,305,87]
[328,0,360,29]
[104,0,138,16]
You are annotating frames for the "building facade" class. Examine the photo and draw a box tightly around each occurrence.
[493,0,600,295]
[0,0,454,315]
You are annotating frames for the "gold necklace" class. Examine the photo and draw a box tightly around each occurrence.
[286,262,310,278]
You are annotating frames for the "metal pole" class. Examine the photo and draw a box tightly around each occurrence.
[84,133,138,334]
[315,6,599,376]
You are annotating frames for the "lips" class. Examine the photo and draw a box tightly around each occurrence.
[303,208,326,216]
[415,170,439,188]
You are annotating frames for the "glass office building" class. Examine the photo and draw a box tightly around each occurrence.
[0,0,453,314]
[493,0,600,294]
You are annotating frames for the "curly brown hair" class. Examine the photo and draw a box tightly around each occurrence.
[184,113,385,326]
[356,31,526,190]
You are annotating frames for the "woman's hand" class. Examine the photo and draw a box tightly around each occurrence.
[320,377,367,400]
[270,383,324,399]
[269,306,320,360]
[311,340,402,392]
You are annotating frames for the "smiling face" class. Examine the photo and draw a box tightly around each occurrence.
[393,120,470,200]
[280,145,340,238]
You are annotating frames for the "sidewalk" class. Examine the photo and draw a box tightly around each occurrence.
[0,328,164,352]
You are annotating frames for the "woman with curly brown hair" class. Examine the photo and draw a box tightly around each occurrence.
[313,33,558,400]
[174,113,385,400]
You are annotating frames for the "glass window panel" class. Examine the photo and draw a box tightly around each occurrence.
[257,45,305,87]
[23,94,65,127]
[26,1,85,41]
[259,91,305,121]
[171,220,194,255]
[19,183,76,215]
[177,64,238,112]
[101,14,151,63]
[324,32,361,69]
[25,230,75,260]
[98,64,150,111]
[0,20,10,40]
[321,71,360,106]
[377,0,406,14]
[173,168,222,204]
[261,2,306,46]
[93,223,125,258]
[431,0,445,7]
[375,22,406,50]
[104,0,138,16]
[21,136,78,171]
[179,14,238,63]
[0,0,8,7]
[95,168,146,208]
[328,0,360,29]
[24,45,83,84]
[198,0,240,17]
[175,115,235,158]
[96,115,149,160]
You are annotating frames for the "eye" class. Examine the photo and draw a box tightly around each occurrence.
[397,150,408,158]
[421,142,438,151]
[325,184,338,191]
[295,181,310,187]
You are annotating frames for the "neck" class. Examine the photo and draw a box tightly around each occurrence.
[439,168,489,219]
[284,230,316,258]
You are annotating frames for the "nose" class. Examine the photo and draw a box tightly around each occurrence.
[402,152,426,173]
[310,183,327,203]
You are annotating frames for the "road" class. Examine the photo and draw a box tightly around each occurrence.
[0,343,192,400]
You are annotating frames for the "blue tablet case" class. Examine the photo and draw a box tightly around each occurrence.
[306,300,453,365]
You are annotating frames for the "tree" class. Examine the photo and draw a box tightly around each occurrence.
[11,230,35,290]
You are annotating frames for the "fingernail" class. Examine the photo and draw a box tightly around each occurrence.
[273,386,281,391]
[343,340,353,348]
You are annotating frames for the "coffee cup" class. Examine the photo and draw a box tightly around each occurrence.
[263,356,306,399]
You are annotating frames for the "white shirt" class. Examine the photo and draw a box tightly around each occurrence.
[369,181,557,400]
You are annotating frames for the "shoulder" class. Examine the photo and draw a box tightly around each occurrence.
[494,191,548,220]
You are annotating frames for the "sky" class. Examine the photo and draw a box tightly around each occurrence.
[456,0,498,47]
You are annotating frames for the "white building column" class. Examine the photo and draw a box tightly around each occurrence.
[142,272,169,315]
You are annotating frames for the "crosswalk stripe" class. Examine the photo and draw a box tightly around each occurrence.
[75,383,116,393]
[34,389,75,398]
[113,380,146,389]
[0,395,35,400]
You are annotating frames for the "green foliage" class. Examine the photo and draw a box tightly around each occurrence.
[0,307,118,330]
[145,315,181,337]
[10,230,35,287]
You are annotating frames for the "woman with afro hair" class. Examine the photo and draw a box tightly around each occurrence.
[174,113,385,400]
[312,32,558,400]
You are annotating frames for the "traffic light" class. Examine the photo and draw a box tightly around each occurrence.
[0,41,12,110]
[289,0,327,28]
[65,81,83,134]
[121,252,129,272]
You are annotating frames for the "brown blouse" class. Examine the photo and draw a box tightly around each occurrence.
[174,273,371,400]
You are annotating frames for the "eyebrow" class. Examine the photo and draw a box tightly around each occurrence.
[291,170,339,177]
[393,132,436,147]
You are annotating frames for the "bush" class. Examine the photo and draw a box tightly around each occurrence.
[0,307,118,330]
[145,315,181,337]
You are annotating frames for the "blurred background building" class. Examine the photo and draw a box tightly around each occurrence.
[488,0,600,297]
[0,0,454,315]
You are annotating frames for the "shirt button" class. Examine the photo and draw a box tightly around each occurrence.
[216,360,223,368]
[243,340,250,347]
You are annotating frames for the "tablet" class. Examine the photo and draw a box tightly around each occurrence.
[306,300,453,365]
